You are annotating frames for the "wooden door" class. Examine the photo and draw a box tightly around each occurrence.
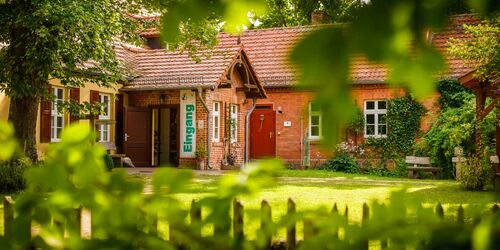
[250,107,276,159]
[124,107,152,167]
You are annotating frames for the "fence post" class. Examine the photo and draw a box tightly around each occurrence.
[362,203,369,223]
[150,211,158,235]
[344,205,349,221]
[457,205,464,224]
[361,203,369,250]
[331,203,339,239]
[287,198,296,250]
[342,205,349,241]
[3,196,14,237]
[332,203,338,213]
[190,200,202,238]
[492,204,499,214]
[435,203,444,219]
[261,200,272,250]
[233,199,244,241]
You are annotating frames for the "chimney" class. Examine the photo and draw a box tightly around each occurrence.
[311,10,331,25]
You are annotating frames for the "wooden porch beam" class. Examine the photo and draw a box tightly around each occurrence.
[481,97,498,119]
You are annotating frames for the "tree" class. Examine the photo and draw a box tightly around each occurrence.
[0,0,223,162]
[0,1,145,161]
[448,16,499,158]
[253,0,366,28]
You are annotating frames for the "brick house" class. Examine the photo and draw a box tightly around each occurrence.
[113,14,476,168]
[0,14,479,169]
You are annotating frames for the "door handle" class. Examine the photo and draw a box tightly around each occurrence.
[270,132,273,139]
[124,133,130,142]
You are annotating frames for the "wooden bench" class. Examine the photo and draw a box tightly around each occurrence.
[406,156,440,179]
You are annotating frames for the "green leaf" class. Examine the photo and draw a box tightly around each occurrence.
[291,26,356,145]
[223,0,267,33]
[0,121,17,161]
[152,167,193,194]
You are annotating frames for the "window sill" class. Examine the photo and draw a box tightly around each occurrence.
[364,135,388,139]
[308,138,323,144]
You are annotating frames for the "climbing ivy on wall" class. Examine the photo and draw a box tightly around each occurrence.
[364,95,426,160]
[387,95,427,155]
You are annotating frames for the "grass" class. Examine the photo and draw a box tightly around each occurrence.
[152,169,498,240]
[2,169,498,240]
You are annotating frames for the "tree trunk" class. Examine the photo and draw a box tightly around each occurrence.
[8,96,41,162]
[475,89,486,159]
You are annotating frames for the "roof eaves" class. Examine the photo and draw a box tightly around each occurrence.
[120,84,216,92]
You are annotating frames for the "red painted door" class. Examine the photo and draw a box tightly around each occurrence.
[250,108,276,159]
[124,107,152,167]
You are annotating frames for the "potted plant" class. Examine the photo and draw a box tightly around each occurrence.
[195,145,208,170]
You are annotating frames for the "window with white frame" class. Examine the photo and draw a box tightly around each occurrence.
[309,102,322,139]
[230,104,238,143]
[98,93,111,142]
[212,102,221,142]
[51,87,65,142]
[364,100,387,137]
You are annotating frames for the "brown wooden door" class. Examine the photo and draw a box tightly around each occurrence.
[250,108,276,159]
[124,107,152,167]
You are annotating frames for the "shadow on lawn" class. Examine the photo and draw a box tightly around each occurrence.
[404,184,498,205]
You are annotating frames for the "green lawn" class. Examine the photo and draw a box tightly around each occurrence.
[2,170,498,239]
[153,169,498,239]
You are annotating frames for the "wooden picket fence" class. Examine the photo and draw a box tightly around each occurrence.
[3,196,499,248]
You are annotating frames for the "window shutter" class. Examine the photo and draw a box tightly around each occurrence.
[40,87,52,143]
[69,88,80,123]
[90,90,100,120]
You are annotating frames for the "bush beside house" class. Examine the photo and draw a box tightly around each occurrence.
[0,156,31,193]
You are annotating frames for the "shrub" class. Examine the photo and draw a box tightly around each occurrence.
[0,156,31,193]
[365,166,394,177]
[321,155,360,173]
[459,157,492,190]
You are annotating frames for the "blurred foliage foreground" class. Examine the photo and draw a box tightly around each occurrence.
[0,121,499,249]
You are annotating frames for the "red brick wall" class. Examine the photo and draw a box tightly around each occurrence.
[250,84,439,167]
[124,82,439,168]
[206,69,248,168]
[247,88,330,167]
[125,67,252,169]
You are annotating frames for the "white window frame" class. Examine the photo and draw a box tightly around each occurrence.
[364,100,388,138]
[308,102,322,140]
[212,102,221,142]
[230,104,238,143]
[98,93,111,142]
[51,87,65,142]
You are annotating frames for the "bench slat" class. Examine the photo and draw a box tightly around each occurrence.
[405,156,431,165]
[407,167,440,171]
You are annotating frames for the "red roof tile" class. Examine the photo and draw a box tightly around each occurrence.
[431,13,481,80]
[121,14,480,90]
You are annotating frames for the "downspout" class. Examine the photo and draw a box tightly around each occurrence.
[197,87,211,169]
[245,98,257,164]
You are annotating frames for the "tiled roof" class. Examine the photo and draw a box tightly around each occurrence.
[431,14,481,80]
[121,42,244,90]
[122,13,479,89]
